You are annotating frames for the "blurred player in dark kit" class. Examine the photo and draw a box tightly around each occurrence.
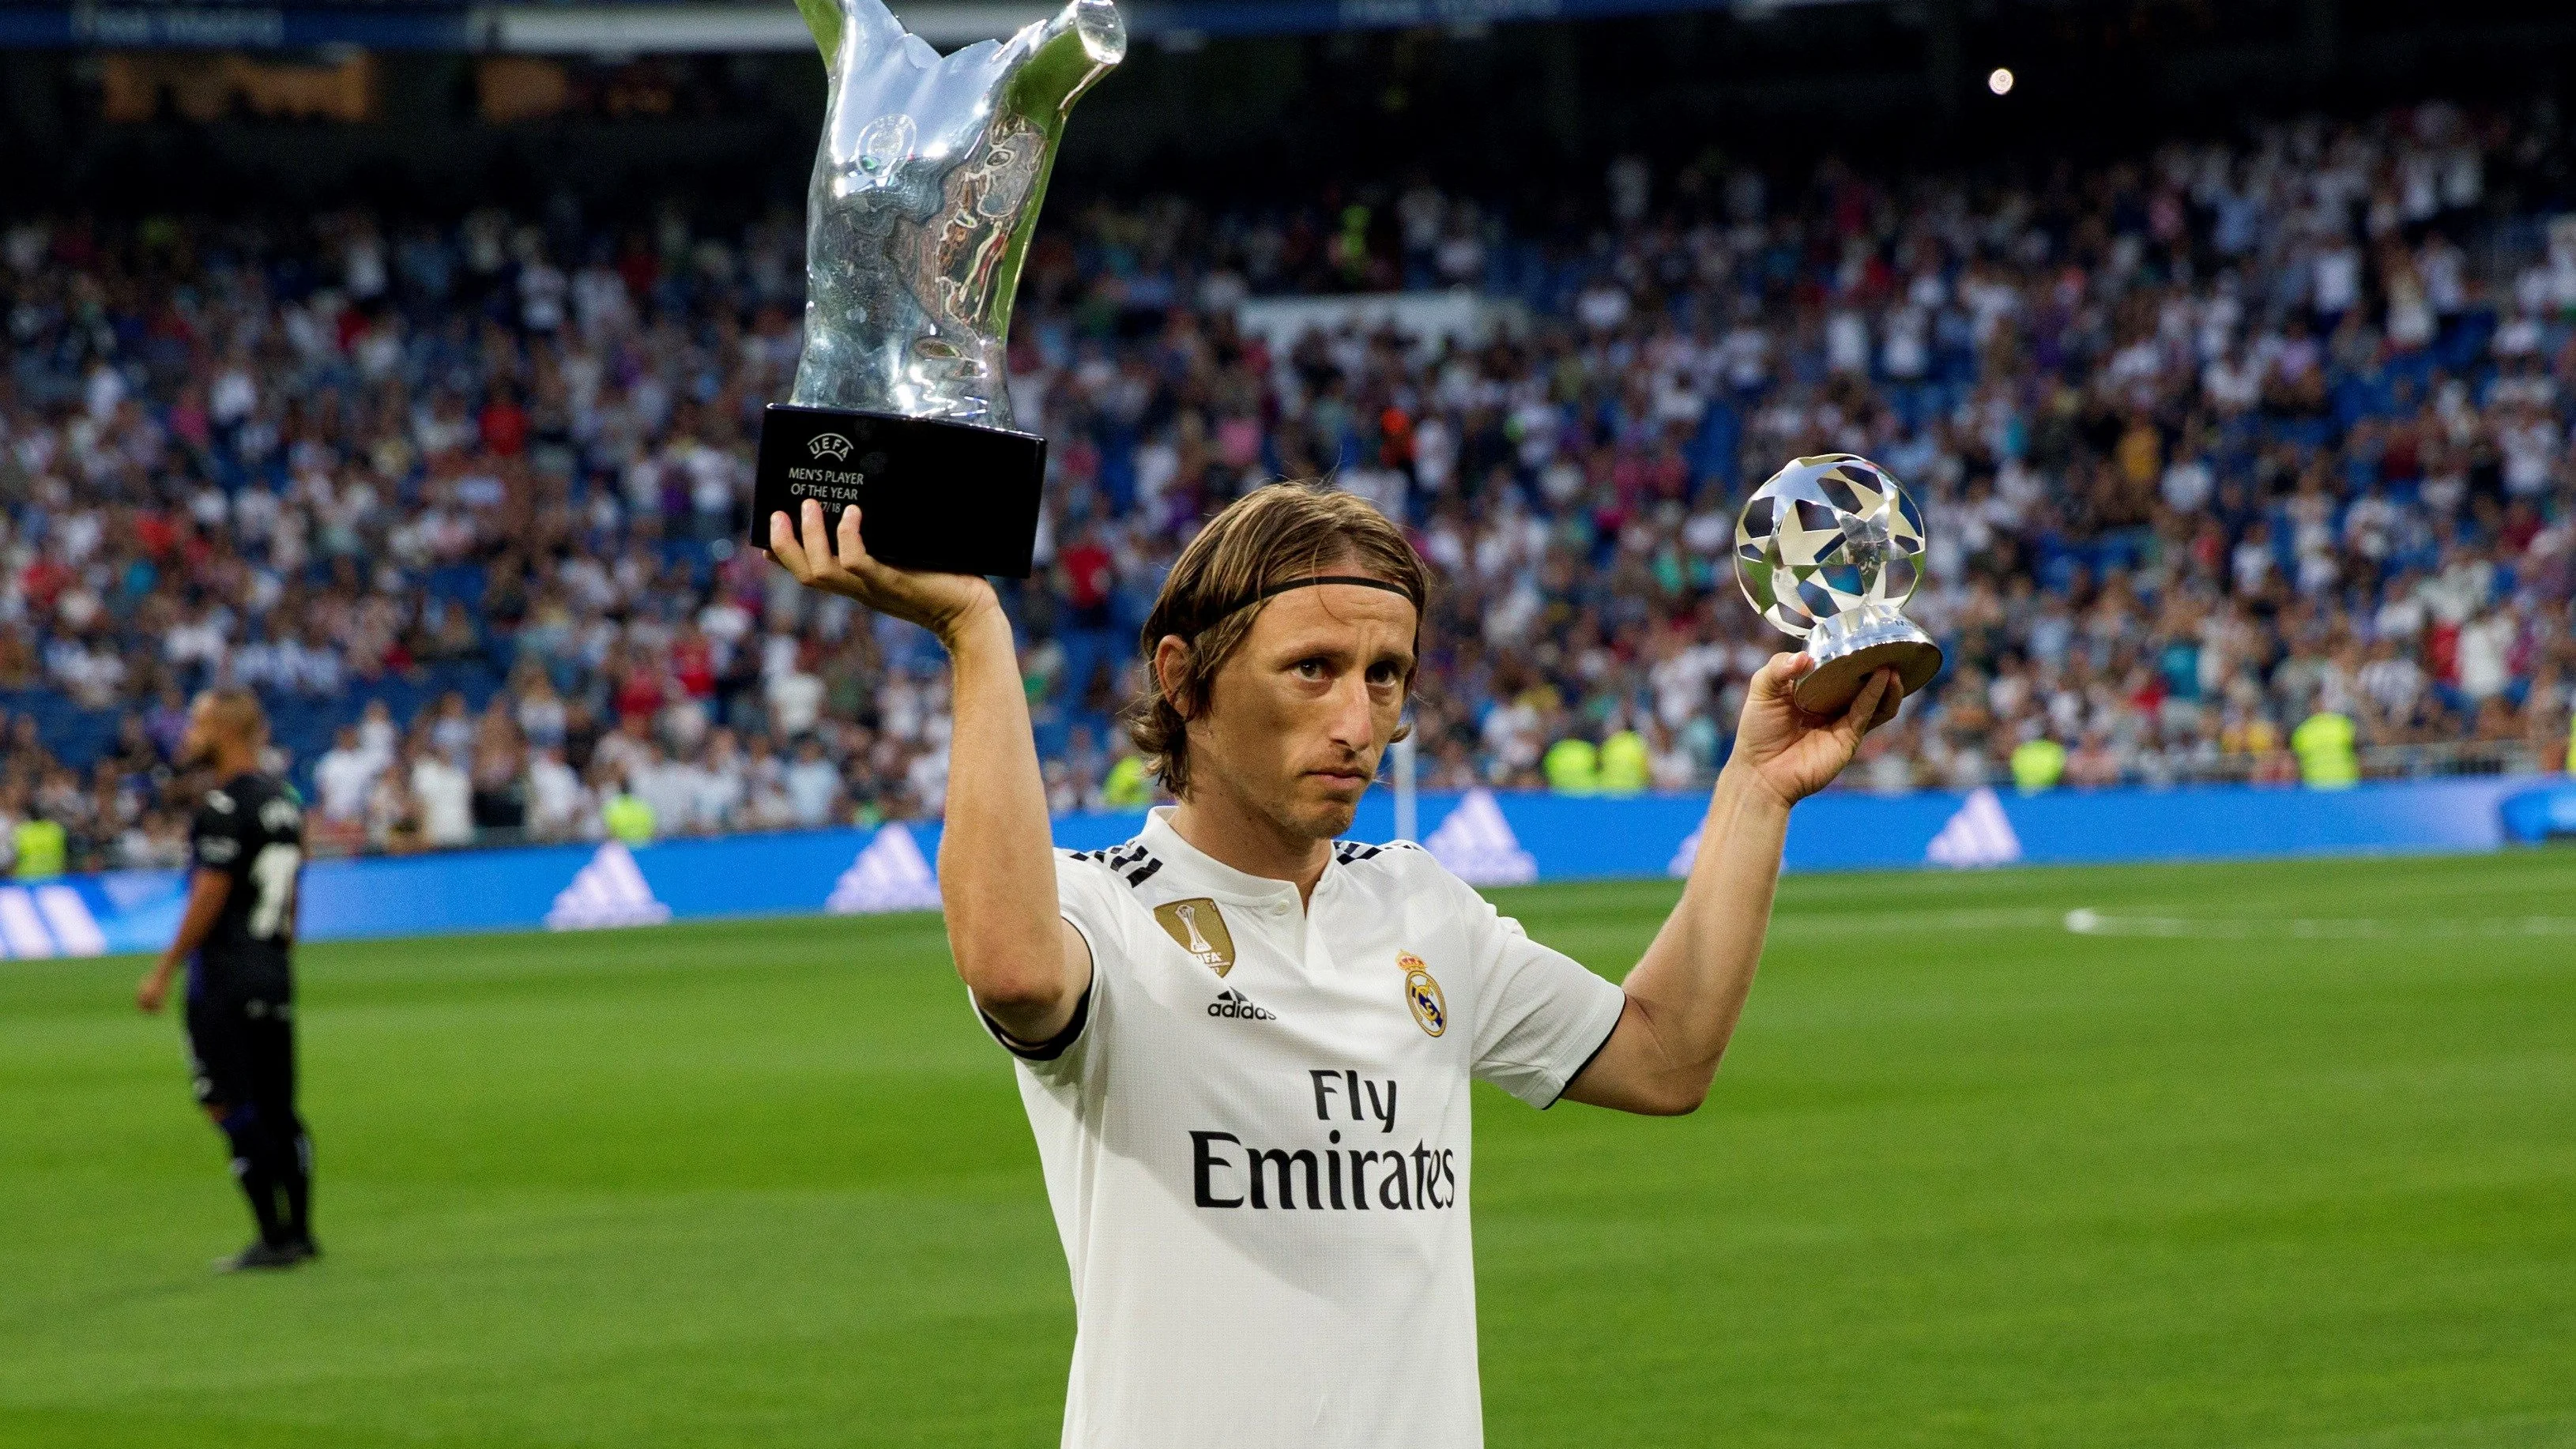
[136,688,317,1272]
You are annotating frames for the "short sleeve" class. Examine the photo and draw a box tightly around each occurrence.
[1459,890,1626,1110]
[190,796,248,875]
[973,853,1123,1078]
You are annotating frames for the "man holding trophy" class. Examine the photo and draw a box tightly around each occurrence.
[759,0,1930,1442]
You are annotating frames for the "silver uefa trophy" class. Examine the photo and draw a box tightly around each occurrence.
[1734,453,1945,714]
[754,0,1124,578]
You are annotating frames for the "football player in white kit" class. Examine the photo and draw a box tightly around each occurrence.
[768,483,1897,1448]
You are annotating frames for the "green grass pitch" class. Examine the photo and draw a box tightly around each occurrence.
[3,850,2573,1448]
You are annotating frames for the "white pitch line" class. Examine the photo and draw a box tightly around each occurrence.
[2063,909,2576,939]
[1765,907,2066,935]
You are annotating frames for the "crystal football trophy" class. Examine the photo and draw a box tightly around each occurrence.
[1734,453,1945,714]
[752,0,1124,578]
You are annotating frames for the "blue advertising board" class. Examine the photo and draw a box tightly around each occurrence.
[0,775,2545,961]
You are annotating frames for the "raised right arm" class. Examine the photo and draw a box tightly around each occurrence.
[768,501,1092,1043]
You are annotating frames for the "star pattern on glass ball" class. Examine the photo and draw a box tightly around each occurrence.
[1734,454,1926,639]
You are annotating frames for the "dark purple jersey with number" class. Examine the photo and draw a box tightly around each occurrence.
[186,772,304,1005]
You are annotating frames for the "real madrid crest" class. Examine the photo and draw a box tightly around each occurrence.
[1399,951,1446,1037]
[1154,898,1237,977]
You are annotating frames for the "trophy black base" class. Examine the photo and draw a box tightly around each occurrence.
[753,404,1047,579]
[1791,607,1945,716]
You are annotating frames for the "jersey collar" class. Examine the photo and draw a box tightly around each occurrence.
[1140,807,1309,909]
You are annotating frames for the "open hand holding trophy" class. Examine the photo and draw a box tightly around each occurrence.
[753,0,1125,578]
[1734,454,1945,715]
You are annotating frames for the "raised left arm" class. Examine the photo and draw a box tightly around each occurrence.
[1560,655,1896,1116]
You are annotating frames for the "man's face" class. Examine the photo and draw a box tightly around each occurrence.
[178,697,218,768]
[1180,581,1416,842]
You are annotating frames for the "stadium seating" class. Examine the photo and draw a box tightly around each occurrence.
[2,99,2572,872]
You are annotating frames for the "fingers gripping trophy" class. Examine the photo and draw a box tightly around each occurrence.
[1735,454,1945,716]
[753,0,1125,578]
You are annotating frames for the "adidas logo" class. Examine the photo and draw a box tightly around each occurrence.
[827,822,942,914]
[1423,788,1538,886]
[0,883,109,959]
[1925,786,2022,869]
[1667,825,1701,878]
[545,841,672,931]
[1207,988,1277,1022]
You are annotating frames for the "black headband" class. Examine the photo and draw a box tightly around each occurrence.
[1188,574,1414,638]
[1246,574,1410,606]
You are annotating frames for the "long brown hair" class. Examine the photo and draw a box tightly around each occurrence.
[1128,483,1429,797]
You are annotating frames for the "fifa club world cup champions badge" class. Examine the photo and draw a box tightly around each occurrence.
[752,0,1124,578]
[1734,454,1946,715]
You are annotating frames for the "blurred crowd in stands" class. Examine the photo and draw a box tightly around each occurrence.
[6,96,2576,871]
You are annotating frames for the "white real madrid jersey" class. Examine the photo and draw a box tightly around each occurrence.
[989,808,1626,1449]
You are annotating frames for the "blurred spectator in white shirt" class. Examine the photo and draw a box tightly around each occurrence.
[410,746,475,848]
